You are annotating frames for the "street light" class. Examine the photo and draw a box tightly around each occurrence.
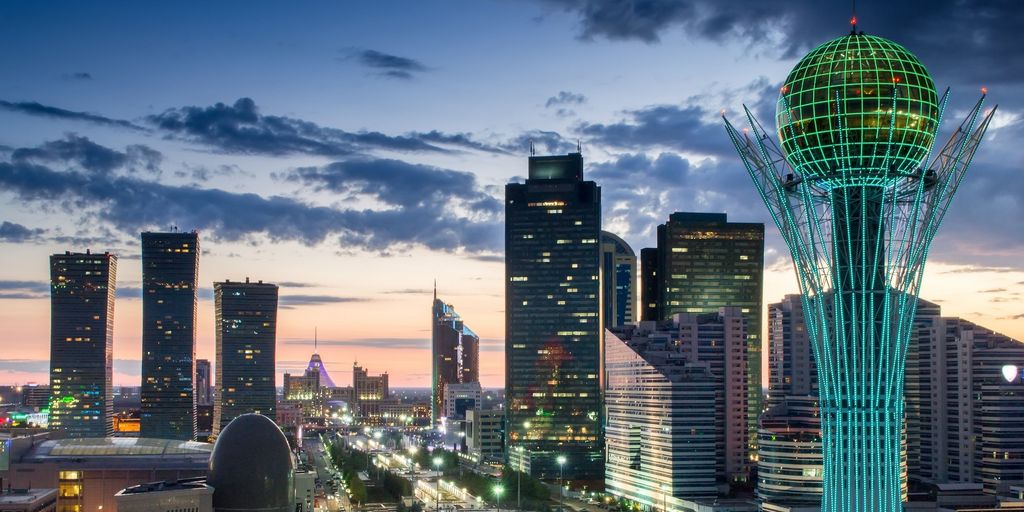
[433,456,444,512]
[515,446,525,512]
[556,455,567,512]
[493,484,505,512]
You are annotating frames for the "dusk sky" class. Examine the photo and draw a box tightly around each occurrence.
[1,1,1021,388]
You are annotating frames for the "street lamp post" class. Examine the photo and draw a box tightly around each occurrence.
[494,484,505,512]
[515,446,524,511]
[433,456,444,512]
[556,455,567,512]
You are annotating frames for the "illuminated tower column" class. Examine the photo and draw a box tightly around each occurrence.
[725,30,996,511]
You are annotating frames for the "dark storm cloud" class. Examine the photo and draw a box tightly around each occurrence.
[11,134,161,175]
[499,129,578,155]
[0,100,146,131]
[284,158,501,213]
[534,0,1024,85]
[355,49,430,80]
[0,137,502,254]
[147,97,499,156]
[546,91,587,108]
[0,221,44,242]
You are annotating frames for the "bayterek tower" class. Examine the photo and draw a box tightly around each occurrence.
[724,20,997,511]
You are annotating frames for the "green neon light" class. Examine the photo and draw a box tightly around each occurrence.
[724,31,998,512]
[777,35,940,188]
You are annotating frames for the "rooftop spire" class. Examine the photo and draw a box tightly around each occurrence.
[314,327,318,354]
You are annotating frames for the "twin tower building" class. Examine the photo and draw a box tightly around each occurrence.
[48,233,278,440]
[503,152,765,483]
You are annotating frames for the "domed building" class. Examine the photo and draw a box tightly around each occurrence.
[208,414,294,512]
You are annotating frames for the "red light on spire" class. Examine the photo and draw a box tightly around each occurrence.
[981,86,988,95]
[850,16,857,26]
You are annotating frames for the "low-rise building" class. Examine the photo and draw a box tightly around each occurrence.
[466,409,504,461]
[295,466,316,512]
[0,434,211,512]
[115,478,213,512]
[0,488,57,512]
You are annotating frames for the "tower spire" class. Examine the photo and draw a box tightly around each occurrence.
[314,327,318,354]
[433,279,437,301]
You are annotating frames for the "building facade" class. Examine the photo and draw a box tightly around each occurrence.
[115,479,213,512]
[467,409,505,462]
[49,251,117,438]
[905,300,1024,495]
[605,325,719,504]
[432,291,480,425]
[505,152,603,479]
[640,248,660,323]
[766,295,817,405]
[140,231,200,441]
[213,279,278,434]
[757,396,823,512]
[442,382,482,422]
[654,212,764,462]
[600,231,637,328]
[195,359,212,407]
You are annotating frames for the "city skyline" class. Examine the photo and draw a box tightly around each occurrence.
[1,1,1023,389]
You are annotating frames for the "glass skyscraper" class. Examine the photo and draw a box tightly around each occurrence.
[655,212,764,466]
[639,247,660,322]
[140,231,199,440]
[505,152,602,479]
[600,231,636,328]
[432,287,480,425]
[49,251,116,438]
[213,278,278,434]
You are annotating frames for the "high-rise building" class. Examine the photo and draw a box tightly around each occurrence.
[432,289,480,425]
[767,295,817,405]
[726,27,995,510]
[654,212,764,462]
[352,363,389,419]
[140,231,200,440]
[505,151,603,479]
[605,324,719,503]
[639,248,660,322]
[195,359,212,407]
[905,300,1024,495]
[49,251,116,438]
[213,279,278,434]
[757,395,823,512]
[600,231,637,328]
[283,368,322,423]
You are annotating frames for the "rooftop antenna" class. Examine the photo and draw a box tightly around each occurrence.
[433,279,437,300]
[577,139,582,153]
[850,0,858,34]
[530,139,536,156]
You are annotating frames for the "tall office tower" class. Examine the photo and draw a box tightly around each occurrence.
[757,395,823,511]
[195,359,212,407]
[49,251,117,438]
[726,28,995,510]
[639,248,660,322]
[767,295,817,405]
[432,288,480,425]
[213,278,278,434]
[140,231,200,440]
[904,299,1024,495]
[505,151,602,479]
[600,231,637,328]
[655,212,764,464]
[605,325,719,504]
[605,308,749,501]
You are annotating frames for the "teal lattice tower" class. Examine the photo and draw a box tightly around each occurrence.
[724,29,997,511]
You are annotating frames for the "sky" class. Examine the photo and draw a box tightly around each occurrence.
[0,1,1022,389]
